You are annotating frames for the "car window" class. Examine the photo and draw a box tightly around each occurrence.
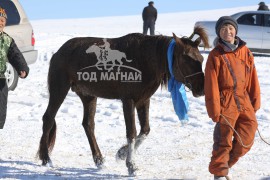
[264,14,270,27]
[0,0,21,26]
[237,13,263,26]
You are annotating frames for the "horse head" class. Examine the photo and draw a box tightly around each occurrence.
[172,26,210,97]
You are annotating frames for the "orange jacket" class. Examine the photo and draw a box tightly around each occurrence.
[204,38,261,122]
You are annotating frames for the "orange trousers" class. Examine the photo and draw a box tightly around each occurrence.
[209,108,258,176]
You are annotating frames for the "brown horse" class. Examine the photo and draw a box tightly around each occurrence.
[37,26,209,176]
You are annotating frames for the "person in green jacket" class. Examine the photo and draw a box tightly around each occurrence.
[0,6,29,129]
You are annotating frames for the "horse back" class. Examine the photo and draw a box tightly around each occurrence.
[48,34,170,102]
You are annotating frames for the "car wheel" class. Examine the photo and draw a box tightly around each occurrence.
[4,62,18,91]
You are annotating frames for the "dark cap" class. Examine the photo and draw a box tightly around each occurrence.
[0,6,7,19]
[258,2,266,5]
[148,1,154,5]
[215,16,238,37]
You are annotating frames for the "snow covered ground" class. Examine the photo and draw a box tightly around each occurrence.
[1,5,270,180]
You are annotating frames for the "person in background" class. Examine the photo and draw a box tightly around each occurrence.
[258,1,269,10]
[142,1,157,35]
[0,6,29,129]
[204,16,261,180]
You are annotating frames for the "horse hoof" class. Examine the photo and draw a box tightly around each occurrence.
[116,145,128,161]
[42,160,53,167]
[127,162,138,176]
[94,156,105,168]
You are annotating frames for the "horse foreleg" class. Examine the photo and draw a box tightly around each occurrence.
[116,99,150,161]
[79,95,104,168]
[122,99,138,176]
[116,135,147,161]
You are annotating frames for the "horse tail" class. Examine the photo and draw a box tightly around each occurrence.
[37,119,56,160]
[48,121,57,153]
[46,55,57,144]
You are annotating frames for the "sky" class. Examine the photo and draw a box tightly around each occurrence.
[19,0,269,20]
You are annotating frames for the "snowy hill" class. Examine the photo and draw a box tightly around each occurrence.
[0,5,270,180]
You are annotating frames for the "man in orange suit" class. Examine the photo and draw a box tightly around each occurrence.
[204,16,261,180]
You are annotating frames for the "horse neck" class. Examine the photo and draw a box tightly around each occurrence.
[155,36,173,87]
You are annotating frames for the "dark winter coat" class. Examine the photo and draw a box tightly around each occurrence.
[0,32,29,129]
[258,4,269,10]
[142,5,157,22]
[0,32,29,78]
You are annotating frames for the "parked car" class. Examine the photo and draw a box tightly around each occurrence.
[0,0,37,90]
[195,11,270,53]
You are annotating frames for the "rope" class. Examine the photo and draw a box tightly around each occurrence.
[257,126,270,146]
[220,114,270,147]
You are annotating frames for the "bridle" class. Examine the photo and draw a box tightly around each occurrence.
[175,53,204,92]
[169,35,204,92]
[184,71,204,79]
[179,70,203,92]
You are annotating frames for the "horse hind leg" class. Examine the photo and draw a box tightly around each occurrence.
[38,66,70,166]
[116,99,150,161]
[78,95,105,168]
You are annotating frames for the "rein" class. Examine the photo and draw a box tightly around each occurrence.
[176,58,203,92]
[177,70,203,92]
[184,71,203,79]
[220,114,270,147]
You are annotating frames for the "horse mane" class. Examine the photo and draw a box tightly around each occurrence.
[192,25,210,48]
[112,33,172,89]
[155,35,172,89]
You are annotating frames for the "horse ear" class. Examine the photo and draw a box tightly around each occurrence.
[172,33,182,45]
[194,37,201,47]
[172,32,185,51]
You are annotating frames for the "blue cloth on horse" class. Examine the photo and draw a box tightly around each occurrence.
[167,39,189,121]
